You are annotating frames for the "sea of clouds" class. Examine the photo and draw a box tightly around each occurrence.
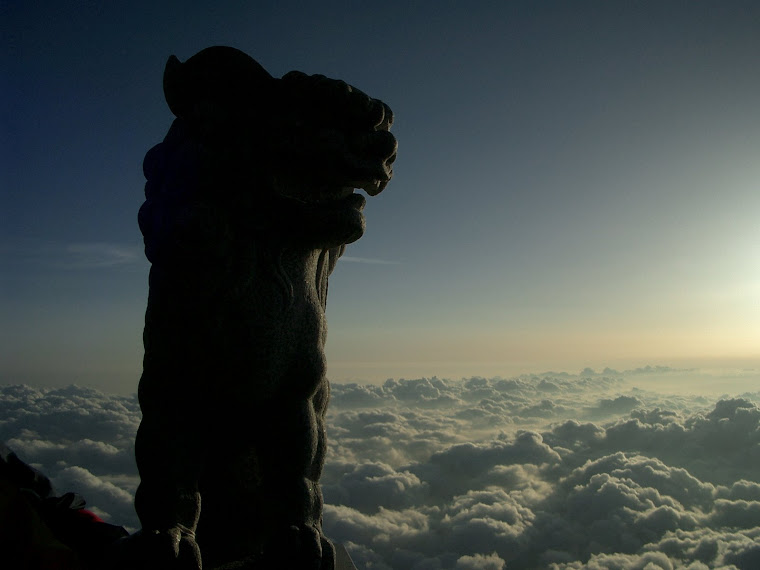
[2,368,760,569]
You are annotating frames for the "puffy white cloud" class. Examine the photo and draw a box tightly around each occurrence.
[716,480,760,502]
[3,370,760,568]
[455,552,505,570]
[409,431,561,501]
[0,384,140,529]
[645,527,760,568]
[330,382,394,408]
[550,550,681,569]
[707,499,760,529]
[321,374,760,568]
[323,461,428,513]
[590,395,644,417]
[52,465,135,527]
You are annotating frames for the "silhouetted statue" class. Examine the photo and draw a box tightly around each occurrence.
[129,47,396,569]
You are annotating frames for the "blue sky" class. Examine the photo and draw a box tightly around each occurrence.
[3,1,760,392]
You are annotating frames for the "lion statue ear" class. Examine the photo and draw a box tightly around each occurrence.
[163,54,185,119]
[162,47,276,122]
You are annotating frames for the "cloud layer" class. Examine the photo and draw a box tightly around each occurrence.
[2,370,759,568]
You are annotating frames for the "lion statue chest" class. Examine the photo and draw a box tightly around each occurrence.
[224,246,337,403]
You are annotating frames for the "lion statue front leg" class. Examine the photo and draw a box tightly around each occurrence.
[192,380,335,569]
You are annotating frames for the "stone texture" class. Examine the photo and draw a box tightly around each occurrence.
[128,46,396,569]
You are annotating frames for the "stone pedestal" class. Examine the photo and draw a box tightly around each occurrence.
[335,543,358,570]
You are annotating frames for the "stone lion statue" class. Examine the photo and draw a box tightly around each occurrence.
[122,46,396,569]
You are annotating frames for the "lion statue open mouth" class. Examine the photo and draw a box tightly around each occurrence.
[121,47,397,569]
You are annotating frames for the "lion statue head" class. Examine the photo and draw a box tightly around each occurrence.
[139,46,397,260]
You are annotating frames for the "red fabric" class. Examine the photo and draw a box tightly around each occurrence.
[74,508,104,524]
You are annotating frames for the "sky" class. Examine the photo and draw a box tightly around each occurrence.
[3,1,760,392]
[3,370,760,568]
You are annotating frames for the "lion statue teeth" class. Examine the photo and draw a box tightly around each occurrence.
[117,46,396,570]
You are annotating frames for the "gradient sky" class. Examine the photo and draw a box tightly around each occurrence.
[3,1,760,392]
